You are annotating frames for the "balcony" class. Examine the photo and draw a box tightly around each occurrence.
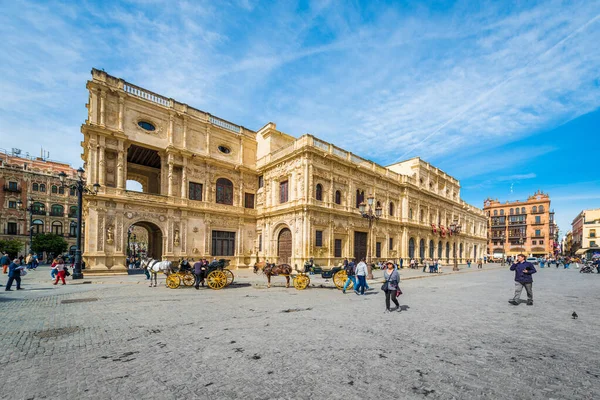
[31,210,46,216]
[508,220,527,226]
[3,185,21,193]
[50,212,64,217]
[531,234,545,239]
[491,222,506,227]
[531,220,544,226]
[68,213,77,219]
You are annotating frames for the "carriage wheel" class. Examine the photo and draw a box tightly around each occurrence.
[224,269,234,286]
[333,270,351,290]
[207,270,227,290]
[182,272,195,287]
[293,274,310,290]
[166,275,180,289]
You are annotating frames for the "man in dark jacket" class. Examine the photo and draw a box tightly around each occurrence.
[509,254,536,306]
[1,252,10,275]
[6,259,24,291]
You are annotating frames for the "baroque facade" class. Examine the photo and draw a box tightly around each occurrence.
[483,191,557,259]
[571,208,600,260]
[0,150,82,256]
[81,69,487,274]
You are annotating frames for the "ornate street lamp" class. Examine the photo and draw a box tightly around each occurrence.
[17,197,35,255]
[58,169,100,279]
[449,219,462,271]
[359,194,382,279]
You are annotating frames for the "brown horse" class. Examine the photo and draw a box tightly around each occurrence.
[253,261,293,288]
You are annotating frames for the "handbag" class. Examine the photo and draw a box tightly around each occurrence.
[65,269,71,277]
[20,268,28,277]
[381,271,394,292]
[396,288,403,296]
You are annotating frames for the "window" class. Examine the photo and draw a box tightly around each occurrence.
[429,240,434,258]
[389,237,394,250]
[510,208,514,215]
[500,210,504,216]
[212,231,235,256]
[216,178,233,205]
[69,222,77,237]
[8,201,17,209]
[521,207,526,214]
[590,230,597,238]
[591,241,596,247]
[335,190,341,205]
[389,202,394,216]
[408,238,415,258]
[58,186,65,195]
[279,181,289,203]
[51,204,64,216]
[315,230,323,247]
[32,219,44,234]
[334,239,342,258]
[376,242,381,258]
[515,208,520,215]
[539,240,544,245]
[189,182,203,201]
[535,229,541,237]
[138,121,156,131]
[32,183,39,191]
[493,210,497,216]
[538,205,544,212]
[532,240,537,245]
[69,206,77,218]
[8,181,18,191]
[244,193,255,209]
[40,184,46,192]
[258,175,264,188]
[356,190,364,208]
[70,187,76,196]
[532,206,537,213]
[258,234,262,252]
[52,222,63,235]
[535,216,541,224]
[52,185,58,194]
[217,145,231,154]
[419,239,425,259]
[409,209,413,220]
[32,202,45,215]
[7,222,17,235]
[314,184,323,201]
[438,241,442,259]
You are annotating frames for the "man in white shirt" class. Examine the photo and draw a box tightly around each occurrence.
[354,258,368,295]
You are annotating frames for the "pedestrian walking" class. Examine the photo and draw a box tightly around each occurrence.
[422,258,428,273]
[5,259,25,291]
[382,261,400,312]
[467,259,471,268]
[477,258,483,269]
[193,259,205,289]
[1,252,10,274]
[53,260,68,285]
[354,258,368,295]
[50,258,61,279]
[342,260,356,293]
[32,254,39,269]
[508,254,536,306]
[399,258,403,269]
[410,258,415,269]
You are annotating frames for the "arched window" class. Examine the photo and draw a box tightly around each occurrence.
[69,206,78,218]
[69,221,77,237]
[510,208,514,215]
[32,202,45,215]
[335,190,341,205]
[521,207,526,214]
[32,183,39,191]
[460,243,464,259]
[389,202,394,216]
[500,210,504,216]
[58,186,65,195]
[446,242,450,261]
[51,221,63,235]
[216,178,233,205]
[493,210,498,216]
[408,238,415,258]
[515,208,520,215]
[429,240,434,258]
[438,241,443,259]
[356,190,364,208]
[39,184,46,192]
[532,206,537,213]
[419,239,425,259]
[32,219,44,234]
[69,187,76,196]
[315,184,323,201]
[51,204,64,216]
[51,185,58,194]
[538,205,544,212]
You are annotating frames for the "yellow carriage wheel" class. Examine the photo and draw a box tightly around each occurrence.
[166,274,180,289]
[224,269,235,287]
[333,270,351,290]
[293,274,310,290]
[207,270,227,290]
[182,272,195,287]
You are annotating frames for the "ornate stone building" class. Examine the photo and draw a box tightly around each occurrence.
[571,208,600,260]
[0,149,82,256]
[81,69,487,274]
[483,191,557,259]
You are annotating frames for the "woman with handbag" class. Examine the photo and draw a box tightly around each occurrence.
[382,260,400,312]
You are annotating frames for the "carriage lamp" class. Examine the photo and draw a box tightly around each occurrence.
[450,219,461,271]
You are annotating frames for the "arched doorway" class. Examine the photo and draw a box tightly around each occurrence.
[277,228,292,264]
[408,238,415,259]
[128,221,163,260]
[419,239,425,260]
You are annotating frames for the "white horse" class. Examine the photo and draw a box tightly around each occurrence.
[141,258,174,287]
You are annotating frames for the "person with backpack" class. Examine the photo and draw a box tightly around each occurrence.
[342,260,356,294]
[1,252,10,274]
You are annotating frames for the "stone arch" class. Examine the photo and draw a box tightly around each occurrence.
[126,173,149,192]
[126,220,164,260]
[408,237,415,259]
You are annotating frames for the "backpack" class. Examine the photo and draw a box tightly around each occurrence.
[345,263,355,276]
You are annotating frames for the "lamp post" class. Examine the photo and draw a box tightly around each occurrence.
[17,197,35,255]
[58,169,99,279]
[449,219,462,271]
[359,194,382,280]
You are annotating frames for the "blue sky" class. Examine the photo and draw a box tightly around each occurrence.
[1,0,599,235]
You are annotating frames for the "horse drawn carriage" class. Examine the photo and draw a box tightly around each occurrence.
[253,260,351,290]
[143,258,234,290]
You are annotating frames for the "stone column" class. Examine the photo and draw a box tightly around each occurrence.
[181,158,188,198]
[168,112,174,146]
[99,90,106,126]
[118,95,125,131]
[98,145,106,186]
[167,154,174,197]
[116,149,125,189]
[182,115,188,148]
[89,88,99,125]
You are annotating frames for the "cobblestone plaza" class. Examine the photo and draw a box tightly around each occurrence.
[1,266,598,399]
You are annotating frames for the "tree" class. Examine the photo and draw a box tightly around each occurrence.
[0,239,25,258]
[31,233,68,258]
